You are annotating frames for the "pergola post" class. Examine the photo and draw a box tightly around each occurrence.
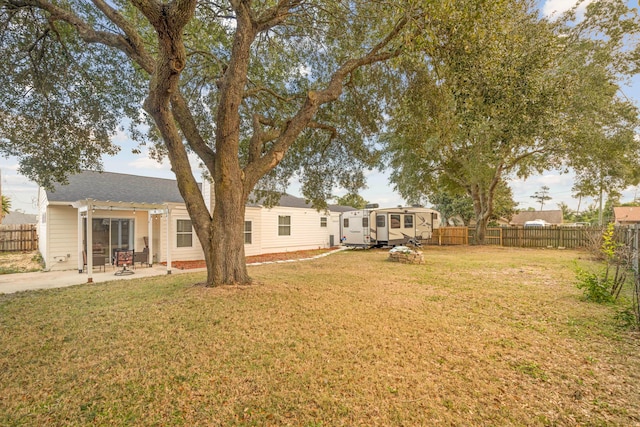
[77,208,83,273]
[166,207,172,274]
[86,200,93,283]
[147,211,153,266]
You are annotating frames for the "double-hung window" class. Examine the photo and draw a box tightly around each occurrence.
[176,219,193,247]
[244,221,252,244]
[278,215,291,236]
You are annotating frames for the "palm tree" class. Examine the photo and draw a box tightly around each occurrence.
[1,195,11,223]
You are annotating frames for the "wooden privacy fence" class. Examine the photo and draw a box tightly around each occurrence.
[0,224,38,252]
[427,226,602,249]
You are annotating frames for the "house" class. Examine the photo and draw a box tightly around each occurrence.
[509,210,563,226]
[613,206,640,226]
[38,170,350,275]
[2,211,37,225]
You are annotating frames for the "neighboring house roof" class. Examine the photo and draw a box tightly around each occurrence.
[613,206,640,223]
[2,211,37,225]
[46,170,192,204]
[510,210,563,225]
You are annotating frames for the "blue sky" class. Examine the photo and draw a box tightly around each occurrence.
[1,0,638,214]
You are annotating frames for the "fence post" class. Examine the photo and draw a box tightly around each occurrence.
[631,224,640,275]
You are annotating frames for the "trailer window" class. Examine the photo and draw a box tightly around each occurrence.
[390,214,401,229]
[362,217,369,228]
[343,218,349,228]
[404,215,413,228]
[376,215,385,227]
[320,217,327,227]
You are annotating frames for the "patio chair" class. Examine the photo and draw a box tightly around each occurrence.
[134,247,149,268]
[82,250,106,272]
[114,249,135,276]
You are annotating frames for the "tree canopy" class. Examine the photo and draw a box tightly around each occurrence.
[335,193,368,210]
[383,0,640,242]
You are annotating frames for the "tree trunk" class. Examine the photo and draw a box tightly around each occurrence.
[204,183,250,286]
[475,216,489,245]
[469,182,495,245]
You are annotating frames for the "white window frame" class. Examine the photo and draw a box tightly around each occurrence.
[176,219,193,248]
[244,221,252,244]
[278,215,291,236]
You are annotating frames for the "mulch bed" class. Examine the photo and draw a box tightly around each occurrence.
[162,247,339,270]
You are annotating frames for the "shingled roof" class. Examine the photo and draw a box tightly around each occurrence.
[247,192,355,212]
[46,170,190,204]
[46,170,354,212]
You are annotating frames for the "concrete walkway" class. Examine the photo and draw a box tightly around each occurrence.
[0,264,204,294]
[0,247,348,294]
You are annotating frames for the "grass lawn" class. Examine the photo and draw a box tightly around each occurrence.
[1,246,639,426]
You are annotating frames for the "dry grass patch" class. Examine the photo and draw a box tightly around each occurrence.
[1,246,639,426]
[0,251,43,274]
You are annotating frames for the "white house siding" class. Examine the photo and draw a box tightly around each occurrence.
[156,205,204,263]
[243,207,263,257]
[45,204,79,271]
[258,206,333,254]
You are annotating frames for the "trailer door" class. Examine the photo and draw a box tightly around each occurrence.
[403,213,416,238]
[376,214,388,242]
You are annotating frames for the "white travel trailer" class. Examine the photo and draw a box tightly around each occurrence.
[340,205,441,248]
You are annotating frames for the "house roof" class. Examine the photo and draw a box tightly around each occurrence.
[510,210,563,225]
[46,170,193,204]
[46,170,353,212]
[2,211,37,225]
[248,192,356,213]
[614,206,640,223]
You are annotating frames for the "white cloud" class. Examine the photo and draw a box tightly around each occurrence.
[542,0,596,20]
[127,154,171,171]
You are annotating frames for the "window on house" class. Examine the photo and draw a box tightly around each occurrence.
[176,219,193,247]
[244,221,252,244]
[320,217,327,227]
[404,215,413,228]
[390,214,401,229]
[278,215,291,236]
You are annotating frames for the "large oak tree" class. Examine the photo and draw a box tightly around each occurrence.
[383,0,639,243]
[0,0,424,285]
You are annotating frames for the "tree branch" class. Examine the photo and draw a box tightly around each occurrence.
[243,12,410,190]
[170,90,216,177]
[3,0,156,74]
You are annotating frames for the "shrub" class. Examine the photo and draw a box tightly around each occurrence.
[575,265,615,304]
